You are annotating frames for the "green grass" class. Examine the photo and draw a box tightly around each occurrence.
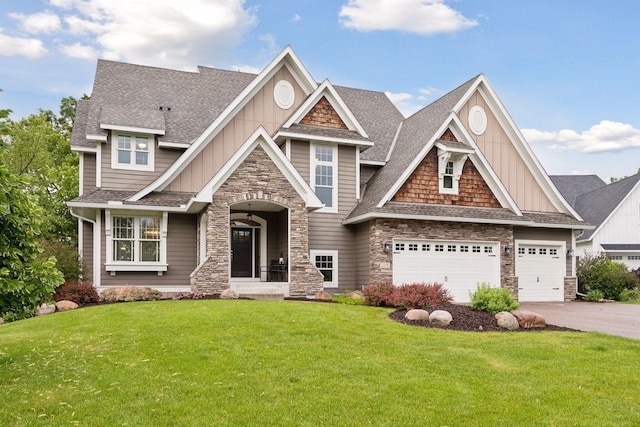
[1,300,639,426]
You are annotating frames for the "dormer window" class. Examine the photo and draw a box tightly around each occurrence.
[438,151,468,195]
[112,132,155,172]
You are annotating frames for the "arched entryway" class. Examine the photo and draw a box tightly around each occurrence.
[230,212,267,280]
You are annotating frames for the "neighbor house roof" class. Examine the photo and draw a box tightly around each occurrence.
[550,174,606,206]
[552,174,640,241]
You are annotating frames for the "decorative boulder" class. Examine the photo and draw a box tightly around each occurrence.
[36,303,57,316]
[429,310,453,326]
[315,290,333,300]
[511,310,546,329]
[56,300,79,312]
[495,311,519,330]
[348,290,364,299]
[220,289,239,299]
[405,309,430,321]
[0,318,4,325]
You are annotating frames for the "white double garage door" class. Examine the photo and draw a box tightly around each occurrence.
[393,239,566,303]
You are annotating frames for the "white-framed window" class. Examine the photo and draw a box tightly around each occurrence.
[437,151,468,194]
[310,250,338,288]
[105,210,168,273]
[112,132,154,171]
[311,143,337,212]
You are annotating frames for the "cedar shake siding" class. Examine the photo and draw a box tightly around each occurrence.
[301,97,348,129]
[392,149,501,207]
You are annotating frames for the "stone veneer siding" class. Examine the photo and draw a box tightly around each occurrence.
[300,96,348,129]
[564,277,577,301]
[368,218,518,297]
[190,146,324,296]
[392,149,501,207]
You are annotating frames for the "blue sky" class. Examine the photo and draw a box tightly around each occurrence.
[1,0,639,181]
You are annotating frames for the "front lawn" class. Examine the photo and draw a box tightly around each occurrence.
[1,300,639,426]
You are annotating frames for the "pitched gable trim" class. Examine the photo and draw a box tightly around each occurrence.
[384,122,403,163]
[282,79,369,138]
[376,113,522,215]
[100,123,165,135]
[273,130,374,147]
[577,179,640,243]
[127,46,318,202]
[455,76,582,221]
[194,126,324,210]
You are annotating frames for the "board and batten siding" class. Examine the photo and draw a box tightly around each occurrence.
[82,220,94,281]
[459,92,558,213]
[100,138,182,190]
[82,153,96,194]
[591,186,640,248]
[290,141,360,289]
[513,227,573,276]
[166,67,306,193]
[100,212,197,288]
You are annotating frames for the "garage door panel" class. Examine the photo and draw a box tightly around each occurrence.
[393,239,500,303]
[516,243,565,302]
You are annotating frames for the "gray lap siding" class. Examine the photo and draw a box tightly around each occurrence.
[99,212,197,288]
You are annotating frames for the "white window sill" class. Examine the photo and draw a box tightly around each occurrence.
[105,263,168,273]
[112,163,154,172]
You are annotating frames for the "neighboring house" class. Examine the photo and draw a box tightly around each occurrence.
[551,174,640,270]
[68,46,590,302]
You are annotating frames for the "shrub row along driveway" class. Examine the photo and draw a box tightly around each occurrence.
[519,301,640,340]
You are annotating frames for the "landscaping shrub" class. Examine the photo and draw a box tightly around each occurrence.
[618,288,639,302]
[172,292,204,300]
[362,281,396,307]
[585,289,605,302]
[39,239,84,282]
[100,286,162,303]
[470,283,519,314]
[53,281,99,304]
[577,252,639,300]
[363,282,452,309]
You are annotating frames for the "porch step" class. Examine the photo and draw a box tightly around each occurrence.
[240,293,285,300]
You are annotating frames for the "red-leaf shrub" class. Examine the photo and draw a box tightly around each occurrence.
[53,281,100,305]
[362,281,396,307]
[363,281,452,309]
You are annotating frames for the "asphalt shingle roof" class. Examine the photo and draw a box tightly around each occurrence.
[550,174,606,206]
[72,189,196,208]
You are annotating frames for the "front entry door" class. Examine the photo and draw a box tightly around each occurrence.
[231,228,253,277]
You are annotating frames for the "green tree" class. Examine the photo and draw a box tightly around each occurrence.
[0,104,64,321]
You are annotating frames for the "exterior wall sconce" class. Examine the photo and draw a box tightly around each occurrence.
[504,244,512,256]
[567,248,574,258]
[383,241,392,253]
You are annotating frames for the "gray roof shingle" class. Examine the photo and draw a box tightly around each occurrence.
[573,174,640,240]
[550,174,606,206]
[72,189,196,208]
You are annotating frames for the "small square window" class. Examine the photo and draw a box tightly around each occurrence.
[484,246,493,253]
[422,244,430,251]
[539,248,547,255]
[472,246,481,253]
[528,248,536,255]
[550,249,558,256]
[408,243,418,251]
[447,245,456,252]
[518,247,525,255]
[435,244,444,252]
[395,243,405,251]
[460,245,469,253]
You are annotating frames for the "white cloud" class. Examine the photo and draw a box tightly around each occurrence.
[0,32,48,59]
[339,0,477,35]
[291,14,302,22]
[386,87,443,117]
[60,42,98,60]
[9,10,62,34]
[522,120,640,154]
[46,0,258,69]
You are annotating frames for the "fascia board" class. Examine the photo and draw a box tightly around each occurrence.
[448,115,522,215]
[282,79,369,138]
[360,160,386,166]
[101,123,165,135]
[158,141,190,149]
[194,126,324,209]
[274,130,373,147]
[67,201,188,213]
[128,46,318,202]
[343,211,534,226]
[86,134,107,142]
[72,145,98,153]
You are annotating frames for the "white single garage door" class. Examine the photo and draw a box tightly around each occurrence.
[393,239,500,303]
[516,242,565,302]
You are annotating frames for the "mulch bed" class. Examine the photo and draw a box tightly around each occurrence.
[389,302,580,332]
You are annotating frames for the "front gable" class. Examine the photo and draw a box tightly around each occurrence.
[391,145,501,208]
[300,97,348,129]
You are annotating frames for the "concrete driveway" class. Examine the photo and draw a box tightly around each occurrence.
[519,302,640,340]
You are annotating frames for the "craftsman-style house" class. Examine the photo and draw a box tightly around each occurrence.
[68,47,589,302]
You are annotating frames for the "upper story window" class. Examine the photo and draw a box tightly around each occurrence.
[311,143,337,212]
[112,132,154,172]
[438,151,468,195]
